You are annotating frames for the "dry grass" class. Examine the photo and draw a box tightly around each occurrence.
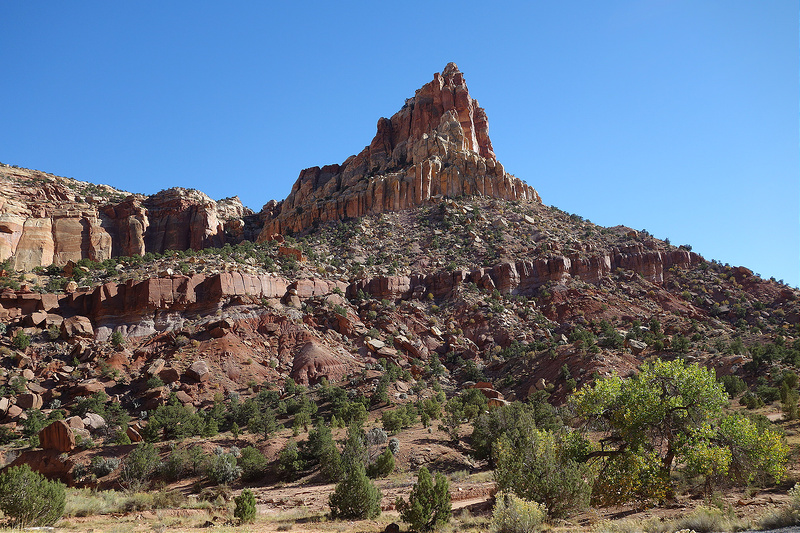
[64,487,213,517]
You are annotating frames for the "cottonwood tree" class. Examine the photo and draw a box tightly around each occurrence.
[571,358,788,504]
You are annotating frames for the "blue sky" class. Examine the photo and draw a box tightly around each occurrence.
[1,1,797,287]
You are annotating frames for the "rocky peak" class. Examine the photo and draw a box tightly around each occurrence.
[257,63,540,239]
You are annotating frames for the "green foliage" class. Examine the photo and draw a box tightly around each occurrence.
[439,389,488,443]
[571,358,787,503]
[307,422,344,482]
[206,450,241,485]
[278,440,305,480]
[781,382,799,420]
[396,466,451,531]
[490,492,547,533]
[366,447,395,479]
[91,456,121,477]
[0,464,66,528]
[12,329,30,350]
[328,462,381,519]
[23,409,47,446]
[471,395,562,463]
[238,446,268,481]
[110,330,125,347]
[716,413,788,485]
[161,445,205,481]
[234,488,256,523]
[120,442,161,491]
[718,374,747,396]
[494,430,592,518]
[143,397,203,441]
[381,404,418,434]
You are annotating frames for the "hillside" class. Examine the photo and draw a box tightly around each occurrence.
[0,63,798,532]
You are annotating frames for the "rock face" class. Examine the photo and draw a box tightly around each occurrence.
[291,340,356,385]
[257,63,540,239]
[0,166,257,270]
[38,420,75,452]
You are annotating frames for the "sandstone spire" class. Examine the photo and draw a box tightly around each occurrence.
[257,63,540,239]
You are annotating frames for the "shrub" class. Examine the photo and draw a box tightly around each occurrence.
[206,451,241,485]
[161,446,204,481]
[278,441,304,480]
[366,447,395,479]
[490,492,547,533]
[238,446,268,481]
[718,374,747,396]
[91,456,121,477]
[759,482,800,529]
[12,330,30,350]
[494,430,591,518]
[0,464,66,527]
[120,442,161,491]
[328,462,381,519]
[388,437,400,455]
[234,488,256,523]
[307,422,344,482]
[111,330,125,347]
[396,466,451,531]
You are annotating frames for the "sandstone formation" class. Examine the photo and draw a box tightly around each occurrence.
[38,420,75,453]
[0,166,256,271]
[257,63,540,238]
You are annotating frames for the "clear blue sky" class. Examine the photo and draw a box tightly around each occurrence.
[1,1,797,287]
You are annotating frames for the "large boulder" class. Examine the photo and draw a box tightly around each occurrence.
[186,360,211,382]
[38,420,75,452]
[61,315,94,339]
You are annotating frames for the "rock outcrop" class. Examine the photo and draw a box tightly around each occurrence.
[0,166,258,270]
[257,63,540,238]
[38,420,75,453]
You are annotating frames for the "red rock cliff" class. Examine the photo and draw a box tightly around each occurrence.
[257,63,540,239]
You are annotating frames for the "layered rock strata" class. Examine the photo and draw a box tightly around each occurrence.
[0,247,702,341]
[0,166,255,270]
[258,63,540,238]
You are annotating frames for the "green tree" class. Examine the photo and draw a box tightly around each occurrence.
[494,429,592,518]
[367,447,395,479]
[238,446,268,481]
[396,466,451,531]
[234,488,256,523]
[0,464,65,528]
[277,440,304,480]
[307,422,344,482]
[328,462,381,519]
[471,394,562,463]
[111,330,125,348]
[571,358,787,504]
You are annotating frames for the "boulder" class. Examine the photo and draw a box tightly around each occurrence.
[66,416,85,429]
[126,426,143,442]
[291,341,354,385]
[158,367,180,383]
[16,393,43,410]
[61,315,94,339]
[147,358,166,376]
[82,413,106,430]
[626,339,648,355]
[186,360,211,382]
[38,420,75,452]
